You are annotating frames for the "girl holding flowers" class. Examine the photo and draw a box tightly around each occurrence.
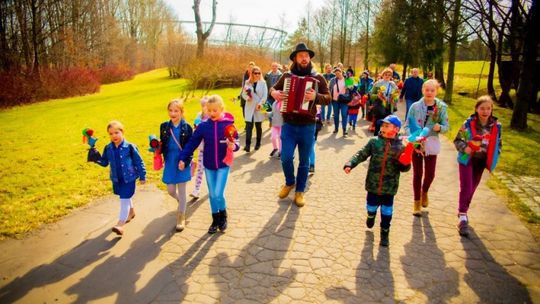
[403,79,449,216]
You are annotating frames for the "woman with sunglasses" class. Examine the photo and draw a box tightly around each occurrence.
[241,66,267,152]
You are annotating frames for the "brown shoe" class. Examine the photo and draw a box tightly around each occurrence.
[413,200,422,216]
[278,184,295,199]
[126,208,136,223]
[294,192,305,207]
[421,191,429,208]
[176,212,186,232]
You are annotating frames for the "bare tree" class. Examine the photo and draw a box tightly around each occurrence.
[193,0,217,58]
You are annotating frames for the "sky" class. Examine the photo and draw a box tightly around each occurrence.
[164,0,327,33]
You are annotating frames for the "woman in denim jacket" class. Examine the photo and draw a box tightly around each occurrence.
[95,121,146,235]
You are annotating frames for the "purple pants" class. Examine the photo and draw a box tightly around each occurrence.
[412,152,437,201]
[458,158,485,213]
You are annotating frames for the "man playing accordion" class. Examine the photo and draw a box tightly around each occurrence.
[270,43,331,207]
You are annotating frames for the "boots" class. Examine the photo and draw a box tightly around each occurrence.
[126,208,136,223]
[208,213,219,234]
[421,191,429,208]
[413,200,422,216]
[175,212,186,232]
[366,214,376,228]
[218,209,228,232]
[294,192,305,207]
[380,228,389,247]
[278,184,295,199]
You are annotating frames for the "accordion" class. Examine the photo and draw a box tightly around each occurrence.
[280,75,318,117]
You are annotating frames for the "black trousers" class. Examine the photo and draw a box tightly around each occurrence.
[245,121,262,148]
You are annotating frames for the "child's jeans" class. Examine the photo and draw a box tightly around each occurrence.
[366,192,394,229]
[412,152,437,200]
[205,167,230,213]
[271,126,282,151]
[458,157,485,213]
[349,114,358,127]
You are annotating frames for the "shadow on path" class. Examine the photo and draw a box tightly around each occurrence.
[0,230,119,303]
[65,213,175,303]
[401,215,459,302]
[462,228,532,303]
[211,201,299,302]
[325,230,394,303]
[135,232,220,302]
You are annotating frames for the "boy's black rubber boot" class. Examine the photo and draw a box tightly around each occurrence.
[366,214,376,228]
[380,228,390,247]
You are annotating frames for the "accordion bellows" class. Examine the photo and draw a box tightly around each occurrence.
[280,75,318,118]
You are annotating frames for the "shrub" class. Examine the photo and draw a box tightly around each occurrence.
[167,45,273,91]
[96,64,135,84]
[0,67,100,108]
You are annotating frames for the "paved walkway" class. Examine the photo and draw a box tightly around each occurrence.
[1,106,539,303]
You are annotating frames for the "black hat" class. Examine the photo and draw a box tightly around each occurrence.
[289,43,315,60]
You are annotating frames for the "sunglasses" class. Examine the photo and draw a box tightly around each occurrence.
[252,72,261,75]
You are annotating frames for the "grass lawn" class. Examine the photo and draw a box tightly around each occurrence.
[0,68,244,239]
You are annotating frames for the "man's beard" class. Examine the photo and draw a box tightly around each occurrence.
[291,61,313,76]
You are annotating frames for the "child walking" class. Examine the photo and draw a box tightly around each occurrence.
[269,97,283,158]
[454,96,501,237]
[404,79,449,216]
[343,115,412,246]
[178,95,239,234]
[94,121,146,236]
[160,99,193,232]
[190,97,209,199]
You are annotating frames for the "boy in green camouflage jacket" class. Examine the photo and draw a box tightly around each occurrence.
[344,115,412,246]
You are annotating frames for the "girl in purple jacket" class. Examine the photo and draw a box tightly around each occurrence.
[179,95,240,234]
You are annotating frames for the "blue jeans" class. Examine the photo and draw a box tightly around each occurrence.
[205,167,230,213]
[321,103,332,121]
[405,99,415,119]
[281,123,315,192]
[332,101,349,132]
[309,138,316,168]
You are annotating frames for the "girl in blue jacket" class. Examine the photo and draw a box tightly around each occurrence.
[160,99,193,232]
[179,95,240,234]
[95,121,146,236]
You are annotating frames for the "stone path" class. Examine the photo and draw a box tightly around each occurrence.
[496,172,540,216]
[1,105,539,303]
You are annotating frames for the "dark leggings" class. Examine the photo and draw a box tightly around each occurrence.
[245,121,262,148]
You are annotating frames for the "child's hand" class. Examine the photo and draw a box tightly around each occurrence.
[343,162,352,174]
[178,161,185,170]
[464,147,472,155]
[226,139,236,150]
[433,123,441,132]
[140,179,146,185]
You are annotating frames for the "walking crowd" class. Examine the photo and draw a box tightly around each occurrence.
[87,43,502,247]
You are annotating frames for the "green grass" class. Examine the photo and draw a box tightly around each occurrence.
[0,68,244,239]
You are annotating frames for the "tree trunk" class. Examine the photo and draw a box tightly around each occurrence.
[435,59,445,89]
[364,2,370,71]
[193,0,217,58]
[444,0,461,105]
[511,0,539,130]
[486,0,497,101]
